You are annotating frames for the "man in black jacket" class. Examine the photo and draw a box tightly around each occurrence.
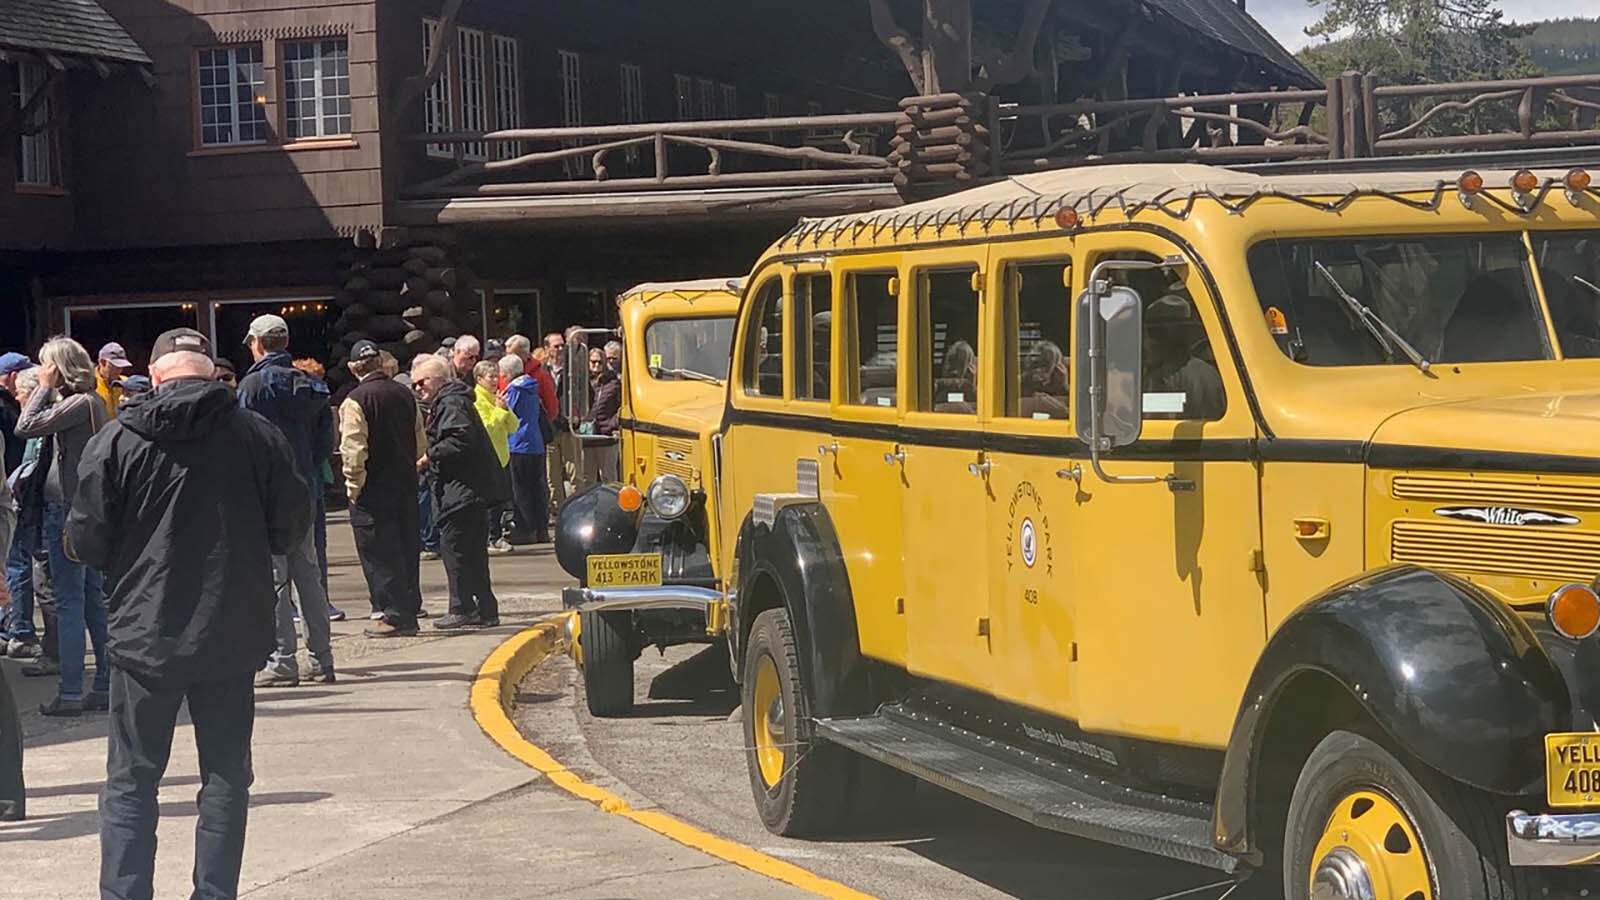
[68,328,309,900]
[411,355,504,628]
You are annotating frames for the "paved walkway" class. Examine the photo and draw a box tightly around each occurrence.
[4,514,808,899]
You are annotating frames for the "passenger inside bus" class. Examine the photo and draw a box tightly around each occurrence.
[1143,292,1224,420]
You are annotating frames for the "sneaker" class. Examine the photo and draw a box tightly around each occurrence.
[255,671,300,688]
[83,691,109,712]
[420,550,440,561]
[0,799,23,822]
[21,658,61,678]
[39,696,83,717]
[301,666,337,685]
[487,539,514,555]
[416,607,430,619]
[432,613,485,630]
[328,607,347,622]
[368,611,385,621]
[7,638,41,659]
[481,617,501,627]
[364,621,418,639]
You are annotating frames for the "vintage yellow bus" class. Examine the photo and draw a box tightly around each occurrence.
[701,164,1600,897]
[555,278,739,716]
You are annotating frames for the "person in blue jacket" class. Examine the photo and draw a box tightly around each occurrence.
[498,355,551,544]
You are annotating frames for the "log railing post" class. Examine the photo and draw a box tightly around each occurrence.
[1326,75,1345,159]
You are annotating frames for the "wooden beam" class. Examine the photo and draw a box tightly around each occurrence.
[923,0,974,94]
[393,0,466,114]
[870,0,927,94]
[974,0,1051,90]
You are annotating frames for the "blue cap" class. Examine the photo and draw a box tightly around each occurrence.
[119,375,152,394]
[0,352,35,375]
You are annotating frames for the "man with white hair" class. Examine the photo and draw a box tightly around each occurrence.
[70,327,307,900]
[451,334,481,383]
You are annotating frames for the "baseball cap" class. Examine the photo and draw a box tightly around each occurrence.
[484,338,506,359]
[0,352,34,375]
[150,327,212,361]
[244,314,290,344]
[98,342,134,369]
[351,339,380,362]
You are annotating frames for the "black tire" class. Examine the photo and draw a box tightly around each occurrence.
[742,608,852,836]
[1283,729,1533,900]
[580,609,634,718]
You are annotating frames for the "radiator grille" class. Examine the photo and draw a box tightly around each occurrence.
[656,436,696,479]
[1390,519,1600,583]
[1391,475,1600,510]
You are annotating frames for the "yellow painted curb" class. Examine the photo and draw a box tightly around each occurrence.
[471,614,878,900]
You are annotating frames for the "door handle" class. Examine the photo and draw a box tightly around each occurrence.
[967,459,991,477]
[883,446,906,466]
[818,441,840,457]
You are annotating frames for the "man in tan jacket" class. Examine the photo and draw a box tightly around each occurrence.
[338,341,428,636]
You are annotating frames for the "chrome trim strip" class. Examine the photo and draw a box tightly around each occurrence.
[1507,810,1600,866]
[563,585,724,614]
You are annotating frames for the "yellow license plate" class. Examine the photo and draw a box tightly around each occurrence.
[586,553,663,588]
[1546,732,1600,807]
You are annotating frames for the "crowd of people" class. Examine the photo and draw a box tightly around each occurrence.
[0,319,625,896]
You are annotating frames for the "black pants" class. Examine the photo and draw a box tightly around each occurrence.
[509,452,550,541]
[0,660,22,820]
[438,503,498,621]
[100,667,254,900]
[349,499,422,628]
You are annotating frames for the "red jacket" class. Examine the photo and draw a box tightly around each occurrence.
[524,356,558,421]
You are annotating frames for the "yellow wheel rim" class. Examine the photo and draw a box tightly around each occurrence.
[1309,789,1432,900]
[751,654,785,789]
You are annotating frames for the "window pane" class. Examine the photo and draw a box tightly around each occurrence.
[1005,262,1072,420]
[846,273,897,408]
[1099,251,1224,421]
[1533,230,1600,358]
[919,270,979,414]
[645,317,735,381]
[744,280,784,397]
[792,275,832,401]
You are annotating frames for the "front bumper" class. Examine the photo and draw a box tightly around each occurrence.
[561,585,724,615]
[1507,810,1600,866]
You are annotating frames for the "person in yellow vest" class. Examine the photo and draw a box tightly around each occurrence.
[94,343,133,417]
[472,360,518,554]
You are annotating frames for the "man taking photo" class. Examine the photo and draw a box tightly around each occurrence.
[68,327,309,900]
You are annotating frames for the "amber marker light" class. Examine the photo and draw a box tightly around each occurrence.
[617,485,644,513]
[1456,170,1484,208]
[1565,168,1591,205]
[1054,207,1080,230]
[1512,169,1540,194]
[1548,583,1600,641]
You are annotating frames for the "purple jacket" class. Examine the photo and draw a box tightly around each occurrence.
[589,370,620,438]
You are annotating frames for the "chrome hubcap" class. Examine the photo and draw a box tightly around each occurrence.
[765,694,785,744]
[1312,847,1376,900]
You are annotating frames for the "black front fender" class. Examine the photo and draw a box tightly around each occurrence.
[1215,565,1570,859]
[730,503,868,719]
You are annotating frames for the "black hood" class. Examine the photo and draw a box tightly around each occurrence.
[117,378,239,442]
[433,378,473,406]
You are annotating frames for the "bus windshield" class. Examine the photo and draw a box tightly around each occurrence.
[643,316,736,383]
[1248,233,1553,366]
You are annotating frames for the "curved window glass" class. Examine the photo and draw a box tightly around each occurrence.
[643,316,735,382]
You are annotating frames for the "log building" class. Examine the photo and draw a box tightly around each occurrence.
[2,0,1312,377]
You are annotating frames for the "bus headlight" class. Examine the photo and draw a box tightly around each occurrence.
[647,474,692,520]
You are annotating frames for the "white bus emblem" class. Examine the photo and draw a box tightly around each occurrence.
[1020,517,1037,568]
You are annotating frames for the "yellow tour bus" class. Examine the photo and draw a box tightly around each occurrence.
[555,278,740,716]
[693,163,1598,897]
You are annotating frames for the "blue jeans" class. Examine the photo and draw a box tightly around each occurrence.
[418,484,439,552]
[44,499,108,700]
[3,513,38,641]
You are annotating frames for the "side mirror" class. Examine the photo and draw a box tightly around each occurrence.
[563,334,591,425]
[1075,284,1144,450]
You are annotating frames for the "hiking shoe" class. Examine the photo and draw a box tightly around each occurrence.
[0,799,23,822]
[416,607,430,618]
[368,611,385,621]
[487,539,514,555]
[39,696,83,717]
[255,671,300,688]
[83,691,110,712]
[328,607,347,622]
[420,550,440,561]
[481,617,501,628]
[364,621,418,639]
[21,658,61,677]
[301,667,337,685]
[7,638,41,659]
[432,613,484,630]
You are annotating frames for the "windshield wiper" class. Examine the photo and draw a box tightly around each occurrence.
[1314,262,1432,374]
[1575,275,1600,298]
[652,366,724,386]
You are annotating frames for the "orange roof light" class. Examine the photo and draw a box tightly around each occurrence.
[1512,169,1540,195]
[1568,169,1593,192]
[617,485,644,513]
[1054,207,1080,230]
[1548,584,1600,641]
[1458,171,1485,195]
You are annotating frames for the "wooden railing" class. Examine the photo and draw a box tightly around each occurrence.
[402,74,1600,203]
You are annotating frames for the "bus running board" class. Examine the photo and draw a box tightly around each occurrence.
[814,703,1239,873]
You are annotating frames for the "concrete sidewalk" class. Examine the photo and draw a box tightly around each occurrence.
[4,517,811,899]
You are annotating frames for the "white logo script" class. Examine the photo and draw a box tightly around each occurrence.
[1433,506,1579,527]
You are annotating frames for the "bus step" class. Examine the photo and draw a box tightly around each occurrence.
[815,704,1238,872]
